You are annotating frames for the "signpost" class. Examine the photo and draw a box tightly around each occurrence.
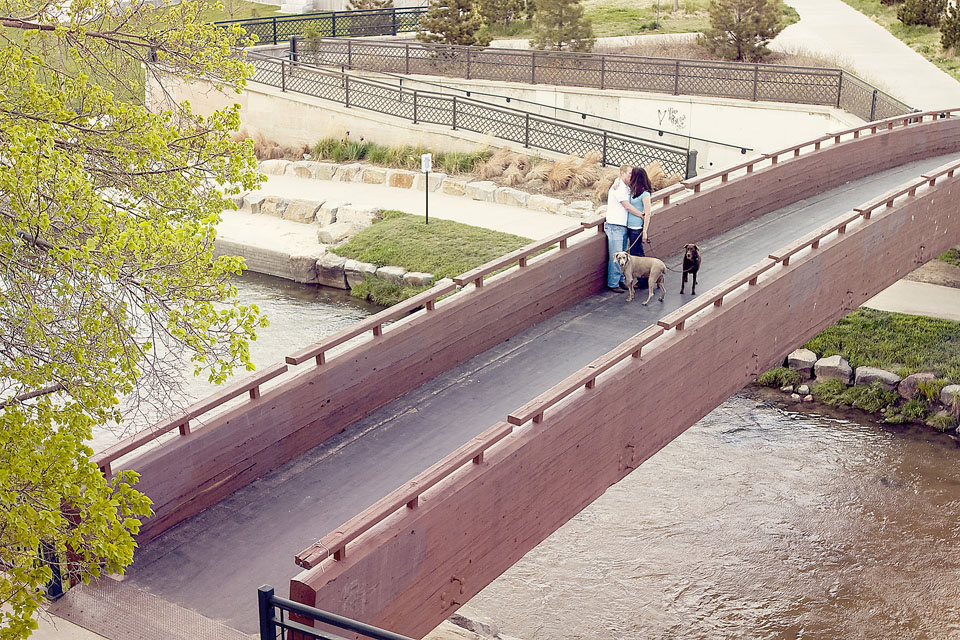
[421,153,432,225]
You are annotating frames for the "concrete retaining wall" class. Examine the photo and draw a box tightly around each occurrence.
[290,163,960,639]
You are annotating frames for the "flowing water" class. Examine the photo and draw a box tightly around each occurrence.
[465,390,960,640]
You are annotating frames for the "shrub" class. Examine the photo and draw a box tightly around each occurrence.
[897,0,945,26]
[928,413,957,432]
[901,397,930,421]
[939,247,960,267]
[917,378,948,402]
[756,366,803,388]
[943,3,960,51]
[880,0,903,5]
[701,0,785,61]
[847,382,899,414]
[812,378,851,406]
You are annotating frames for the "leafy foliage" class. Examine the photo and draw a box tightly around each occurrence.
[939,247,960,267]
[348,0,395,9]
[530,0,596,51]
[811,379,852,406]
[0,0,265,636]
[943,1,960,50]
[917,378,948,402]
[478,0,527,25]
[417,0,491,45]
[310,137,491,174]
[756,366,802,388]
[897,0,945,25]
[701,0,785,60]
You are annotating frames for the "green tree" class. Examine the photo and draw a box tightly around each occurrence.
[417,0,491,45]
[943,1,960,51]
[701,0,784,61]
[897,0,945,25]
[529,0,595,51]
[347,0,395,10]
[478,0,526,26]
[0,1,266,637]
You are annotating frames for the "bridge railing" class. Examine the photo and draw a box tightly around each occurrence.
[216,7,426,45]
[245,50,696,178]
[291,116,960,572]
[291,37,914,122]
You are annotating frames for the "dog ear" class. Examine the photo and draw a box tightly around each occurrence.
[684,243,691,249]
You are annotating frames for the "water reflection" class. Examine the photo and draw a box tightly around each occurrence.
[465,390,960,639]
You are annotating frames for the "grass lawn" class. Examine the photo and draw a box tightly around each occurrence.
[330,211,533,305]
[839,0,960,81]
[939,248,960,267]
[803,308,960,380]
[485,0,797,40]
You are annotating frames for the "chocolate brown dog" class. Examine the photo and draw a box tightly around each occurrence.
[681,243,701,295]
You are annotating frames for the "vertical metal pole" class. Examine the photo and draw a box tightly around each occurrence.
[41,541,63,600]
[524,113,530,148]
[466,47,471,79]
[413,90,418,123]
[752,63,759,101]
[281,59,286,92]
[406,43,410,74]
[331,13,336,37]
[425,170,430,224]
[272,17,277,45]
[836,70,843,108]
[452,95,457,130]
[602,131,608,166]
[348,38,352,68]
[600,56,605,90]
[258,586,275,640]
[531,51,536,84]
[674,60,680,95]
[870,88,877,121]
[392,8,398,35]
[290,36,297,63]
[345,75,350,107]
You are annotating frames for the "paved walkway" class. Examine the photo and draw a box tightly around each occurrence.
[772,0,960,109]
[863,280,960,321]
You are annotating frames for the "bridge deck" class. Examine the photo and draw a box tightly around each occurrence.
[123,153,960,634]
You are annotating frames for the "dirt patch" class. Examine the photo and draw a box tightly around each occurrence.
[905,257,960,289]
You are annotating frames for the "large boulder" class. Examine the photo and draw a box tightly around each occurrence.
[787,348,818,377]
[282,199,322,224]
[316,253,348,289]
[814,355,853,384]
[333,163,362,182]
[466,181,498,202]
[560,200,595,218]
[259,196,289,218]
[403,271,435,287]
[245,193,265,215]
[387,169,417,189]
[337,205,379,228]
[494,187,530,207]
[527,194,564,214]
[288,253,320,284]
[286,161,339,181]
[940,384,960,406]
[413,172,447,192]
[344,259,378,288]
[316,200,346,227]
[317,222,355,244]
[441,178,468,196]
[854,367,901,391]
[376,265,407,284]
[898,372,936,400]
[259,159,291,175]
[361,167,387,185]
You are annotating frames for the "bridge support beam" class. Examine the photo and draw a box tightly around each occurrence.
[291,173,960,639]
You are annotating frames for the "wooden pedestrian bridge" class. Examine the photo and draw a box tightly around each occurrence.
[80,110,960,637]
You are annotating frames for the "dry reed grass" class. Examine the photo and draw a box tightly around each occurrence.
[479,148,521,179]
[236,130,309,161]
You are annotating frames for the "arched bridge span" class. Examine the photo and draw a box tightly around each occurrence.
[112,111,960,635]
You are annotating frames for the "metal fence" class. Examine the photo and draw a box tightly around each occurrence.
[248,51,697,178]
[258,585,413,640]
[216,7,426,45]
[293,38,915,123]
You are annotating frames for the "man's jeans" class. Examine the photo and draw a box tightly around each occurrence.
[604,222,628,288]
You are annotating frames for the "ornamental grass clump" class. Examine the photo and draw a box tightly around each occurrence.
[756,366,803,388]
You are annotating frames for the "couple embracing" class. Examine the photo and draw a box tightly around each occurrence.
[605,165,654,292]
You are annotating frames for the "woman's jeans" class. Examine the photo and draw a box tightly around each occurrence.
[626,227,645,257]
[605,222,628,288]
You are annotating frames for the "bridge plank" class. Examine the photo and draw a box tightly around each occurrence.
[295,421,514,569]
[285,281,457,365]
[453,225,584,286]
[91,362,289,470]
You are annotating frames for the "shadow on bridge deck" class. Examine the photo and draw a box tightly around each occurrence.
[123,152,960,633]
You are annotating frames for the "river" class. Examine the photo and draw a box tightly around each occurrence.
[464,390,960,639]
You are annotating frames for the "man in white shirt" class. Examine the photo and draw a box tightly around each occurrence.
[605,165,644,291]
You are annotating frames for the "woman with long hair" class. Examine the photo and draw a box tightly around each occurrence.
[626,167,653,257]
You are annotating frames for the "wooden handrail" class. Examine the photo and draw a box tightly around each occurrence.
[657,260,777,331]
[768,212,863,265]
[92,362,289,476]
[508,325,664,426]
[452,225,584,287]
[852,178,928,219]
[681,155,766,191]
[285,280,457,365]
[295,421,514,568]
[921,157,960,183]
[650,183,686,205]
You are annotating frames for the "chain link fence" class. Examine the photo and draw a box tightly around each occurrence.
[292,38,914,122]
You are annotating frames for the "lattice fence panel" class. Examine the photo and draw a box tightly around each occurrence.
[350,43,405,73]
[533,54,603,88]
[677,62,754,99]
[279,16,331,41]
[350,81,412,120]
[233,19,274,44]
[755,67,837,105]
[872,95,912,121]
[454,102,526,144]
[406,48,469,78]
[838,74,876,121]
[289,67,346,102]
[527,119,604,159]
[603,58,676,93]
[250,59,284,88]
[415,94,454,127]
[303,41,348,67]
[605,135,688,179]
[468,52,531,83]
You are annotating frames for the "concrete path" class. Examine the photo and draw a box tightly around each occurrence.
[864,280,960,321]
[235,174,581,241]
[772,0,960,109]
[124,152,960,635]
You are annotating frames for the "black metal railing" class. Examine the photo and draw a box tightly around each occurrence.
[258,585,414,640]
[247,51,697,178]
[216,7,426,45]
[291,38,915,122]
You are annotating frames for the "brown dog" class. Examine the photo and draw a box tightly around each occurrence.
[614,251,666,305]
[681,243,701,295]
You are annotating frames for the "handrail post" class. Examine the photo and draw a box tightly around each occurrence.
[870,88,877,121]
[347,38,352,68]
[466,47,471,79]
[258,586,275,640]
[674,60,680,95]
[531,51,536,84]
[452,95,457,130]
[405,43,410,74]
[345,74,350,107]
[392,8,397,35]
[281,59,286,92]
[331,12,336,37]
[272,16,277,45]
[412,90,418,124]
[524,113,530,147]
[602,130,608,166]
[600,55,605,90]
[752,63,759,101]
[836,70,843,108]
